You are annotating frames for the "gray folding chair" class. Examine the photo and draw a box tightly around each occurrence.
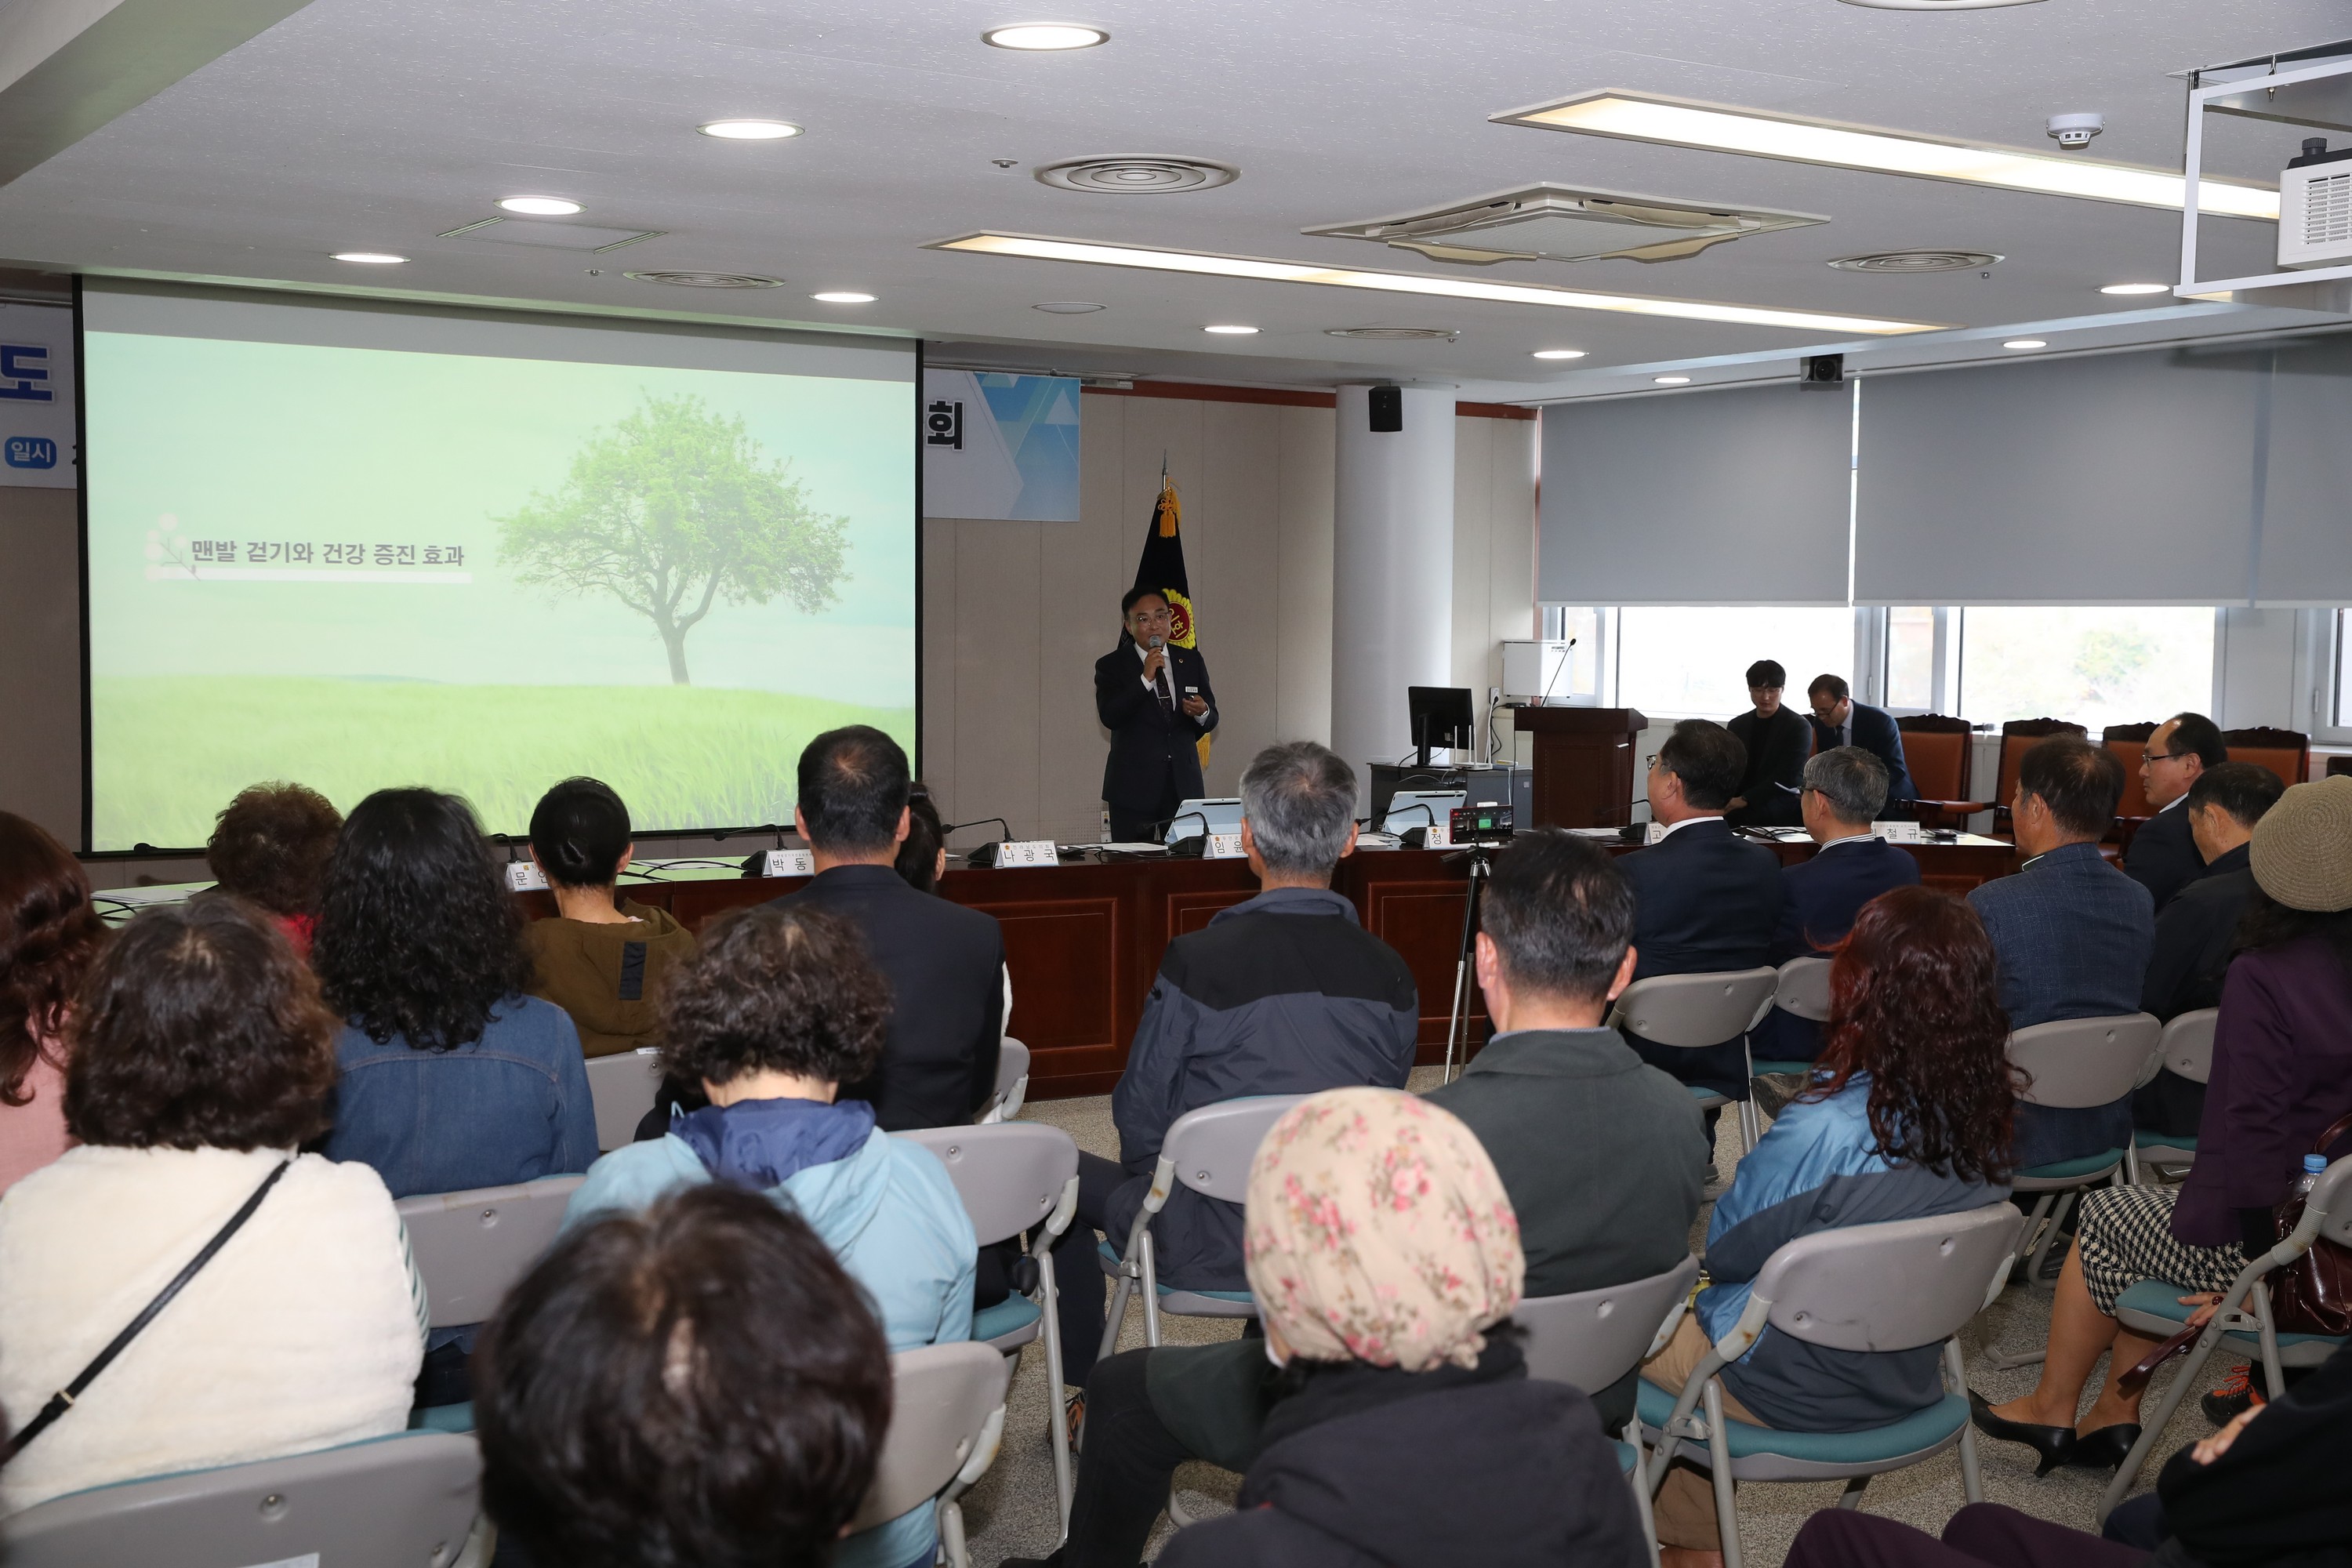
[2099,1154,2352,1525]
[1607,968,1779,1150]
[897,1122,1081,1534]
[0,1430,482,1568]
[978,1037,1032,1124]
[2128,1008,2217,1181]
[850,1341,1013,1568]
[2005,1013,2163,1287]
[1640,1205,2023,1568]
[584,1047,663,1151]
[397,1173,586,1432]
[1515,1254,1703,1568]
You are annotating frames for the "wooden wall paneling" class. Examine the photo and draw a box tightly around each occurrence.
[1451,416,1495,696]
[1193,399,1285,793]
[1275,405,1336,747]
[952,521,1044,838]
[0,485,85,842]
[920,517,960,811]
[1349,855,1489,1054]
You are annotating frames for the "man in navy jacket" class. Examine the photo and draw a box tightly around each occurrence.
[1619,720,1785,1105]
[2124,711,2227,912]
[1094,588,1218,842]
[1754,746,1922,1064]
[1806,673,1916,806]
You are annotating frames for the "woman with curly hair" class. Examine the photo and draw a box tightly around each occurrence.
[315,789,597,1200]
[0,813,110,1196]
[204,782,343,956]
[1642,884,2019,1568]
[561,902,975,1568]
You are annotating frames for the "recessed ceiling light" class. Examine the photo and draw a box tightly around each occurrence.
[331,252,407,264]
[1654,375,1692,385]
[497,196,582,216]
[2002,338,2049,350]
[811,291,876,303]
[1203,324,1259,335]
[1493,92,2279,221]
[1532,349,1588,360]
[699,119,802,140]
[2099,282,2171,296]
[932,233,1942,335]
[983,23,1108,49]
[1033,301,1105,313]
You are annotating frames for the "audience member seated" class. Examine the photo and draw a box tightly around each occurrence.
[0,898,423,1517]
[563,902,973,1568]
[521,776,695,1058]
[1791,1341,2352,1568]
[1621,719,1786,1120]
[1051,741,1417,1395]
[203,782,343,956]
[1967,736,2153,1169]
[1753,746,1921,1072]
[476,1185,891,1568]
[2124,712,2227,913]
[1975,777,2352,1471]
[1028,830,1704,1568]
[316,788,597,1199]
[1725,659,1809,829]
[1642,887,2017,1567]
[2134,761,2284,1140]
[895,781,949,892]
[775,726,1005,1131]
[0,813,107,1197]
[1149,1088,1646,1568]
[1805,675,1916,808]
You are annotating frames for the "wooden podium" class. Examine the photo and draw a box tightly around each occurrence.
[1513,706,1648,828]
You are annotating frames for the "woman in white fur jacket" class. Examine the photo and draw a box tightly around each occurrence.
[0,897,426,1519]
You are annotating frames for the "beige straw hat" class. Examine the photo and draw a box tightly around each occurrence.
[2249,775,2352,914]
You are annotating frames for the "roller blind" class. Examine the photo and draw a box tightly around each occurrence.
[1853,347,2267,606]
[1538,383,1852,606]
[2256,333,2352,605]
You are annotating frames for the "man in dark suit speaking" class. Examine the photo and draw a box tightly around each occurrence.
[1094,587,1218,842]
[1806,673,1915,807]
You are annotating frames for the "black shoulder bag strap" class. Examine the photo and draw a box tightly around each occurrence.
[2,1157,292,1464]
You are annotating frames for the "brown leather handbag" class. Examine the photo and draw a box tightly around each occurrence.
[2266,1110,2352,1337]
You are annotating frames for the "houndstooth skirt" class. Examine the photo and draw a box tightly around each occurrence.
[2075,1185,2245,1317]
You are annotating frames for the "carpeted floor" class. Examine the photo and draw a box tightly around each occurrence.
[956,1069,2225,1566]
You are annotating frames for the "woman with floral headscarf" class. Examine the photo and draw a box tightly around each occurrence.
[1154,1087,1645,1568]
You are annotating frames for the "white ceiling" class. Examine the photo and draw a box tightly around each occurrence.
[0,0,2345,401]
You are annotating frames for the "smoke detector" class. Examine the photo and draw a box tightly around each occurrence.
[1035,156,1239,194]
[1324,326,1460,340]
[1304,183,1827,265]
[624,271,786,289]
[1827,249,2002,273]
[2048,113,2104,151]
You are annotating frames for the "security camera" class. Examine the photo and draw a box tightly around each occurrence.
[2047,113,2103,151]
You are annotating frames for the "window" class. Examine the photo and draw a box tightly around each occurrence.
[1955,607,2215,732]
[1613,607,1859,720]
[1884,606,1936,711]
[2336,610,2352,729]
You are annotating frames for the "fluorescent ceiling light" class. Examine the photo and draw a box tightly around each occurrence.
[1532,348,1587,360]
[2100,281,2171,296]
[931,233,1942,335]
[700,119,801,140]
[2002,338,2048,350]
[983,23,1106,49]
[1203,324,1258,334]
[1654,376,1692,385]
[498,195,582,216]
[811,291,876,303]
[331,251,406,264]
[1493,93,2278,221]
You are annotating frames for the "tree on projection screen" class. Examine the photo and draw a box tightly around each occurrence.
[498,394,850,684]
[78,285,916,852]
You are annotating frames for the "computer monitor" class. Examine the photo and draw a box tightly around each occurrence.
[1164,797,1243,844]
[1406,686,1476,766]
[1381,789,1465,834]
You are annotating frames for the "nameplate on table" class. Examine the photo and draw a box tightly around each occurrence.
[1644,820,1667,846]
[760,848,816,878]
[504,860,549,891]
[1873,821,1924,844]
[1206,831,1247,859]
[996,839,1060,869]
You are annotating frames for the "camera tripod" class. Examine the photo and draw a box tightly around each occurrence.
[1439,842,1497,1083]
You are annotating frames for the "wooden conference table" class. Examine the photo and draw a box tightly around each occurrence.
[532,832,2015,1101]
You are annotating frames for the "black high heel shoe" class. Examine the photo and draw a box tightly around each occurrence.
[1968,1388,2077,1477]
[2068,1422,2143,1471]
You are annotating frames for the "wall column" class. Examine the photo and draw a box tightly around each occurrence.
[1331,384,1454,772]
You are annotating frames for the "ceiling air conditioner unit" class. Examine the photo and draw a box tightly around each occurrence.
[1303,183,1827,265]
[2279,139,2352,269]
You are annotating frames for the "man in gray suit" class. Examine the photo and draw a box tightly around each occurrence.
[1968,736,2154,1169]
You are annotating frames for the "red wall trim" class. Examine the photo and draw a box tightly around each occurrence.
[1081,383,1537,419]
[1456,401,1537,421]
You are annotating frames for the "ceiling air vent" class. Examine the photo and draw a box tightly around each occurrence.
[1304,183,1826,265]
[624,271,786,289]
[1324,326,1460,340]
[1036,156,1239,194]
[1828,249,2002,273]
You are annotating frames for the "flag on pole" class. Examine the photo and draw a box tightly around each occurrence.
[1131,470,1209,769]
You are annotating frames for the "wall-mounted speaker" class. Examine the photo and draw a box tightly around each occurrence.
[1369,384,1403,432]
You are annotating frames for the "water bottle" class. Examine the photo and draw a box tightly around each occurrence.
[2291,1152,2328,1200]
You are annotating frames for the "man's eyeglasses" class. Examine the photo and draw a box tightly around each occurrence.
[2141,749,2187,766]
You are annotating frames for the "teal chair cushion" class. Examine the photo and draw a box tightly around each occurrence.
[1616,1438,1641,1475]
[2134,1130,2197,1151]
[1751,1061,1815,1077]
[2018,1149,2125,1181]
[1687,1087,1730,1105]
[1096,1236,1251,1302]
[408,1401,473,1434]
[2113,1279,2347,1349]
[1637,1379,1965,1463]
[975,1297,1042,1344]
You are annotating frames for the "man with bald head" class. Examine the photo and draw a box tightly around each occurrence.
[2125,712,2227,912]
